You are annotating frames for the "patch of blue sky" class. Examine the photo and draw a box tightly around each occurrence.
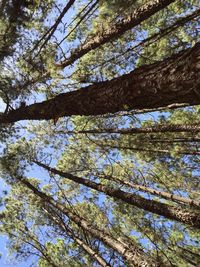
[0,99,6,113]
[0,235,36,267]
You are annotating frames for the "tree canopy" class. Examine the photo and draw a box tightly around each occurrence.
[0,0,199,266]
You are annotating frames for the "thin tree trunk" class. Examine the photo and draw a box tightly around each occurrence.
[60,124,200,135]
[0,42,200,123]
[145,138,200,143]
[35,161,200,229]
[58,0,99,46]
[33,0,76,52]
[6,229,59,267]
[103,144,200,156]
[92,8,200,73]
[43,207,112,267]
[101,175,200,208]
[20,177,156,267]
[67,231,112,267]
[56,0,176,68]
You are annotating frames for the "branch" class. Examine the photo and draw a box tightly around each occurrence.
[56,0,176,68]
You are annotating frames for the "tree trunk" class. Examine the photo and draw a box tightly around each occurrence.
[20,177,156,267]
[7,229,59,267]
[33,0,75,52]
[1,42,200,123]
[145,138,200,143]
[60,124,200,135]
[43,207,112,267]
[56,0,176,68]
[101,175,200,208]
[35,161,200,229]
[102,144,200,156]
[94,8,200,73]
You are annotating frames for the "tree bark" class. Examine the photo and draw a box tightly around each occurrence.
[1,42,200,123]
[60,124,200,135]
[93,8,200,73]
[7,229,59,267]
[43,207,112,267]
[33,0,75,52]
[20,177,156,267]
[101,175,200,208]
[102,144,200,156]
[56,0,176,68]
[35,161,200,229]
[144,138,200,143]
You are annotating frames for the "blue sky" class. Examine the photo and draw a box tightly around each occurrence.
[0,237,34,267]
[0,2,76,265]
[1,2,199,266]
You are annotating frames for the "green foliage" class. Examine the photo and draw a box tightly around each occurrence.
[0,0,200,266]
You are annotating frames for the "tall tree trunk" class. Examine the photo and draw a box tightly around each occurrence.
[56,0,176,68]
[144,138,200,143]
[60,124,200,135]
[102,144,200,156]
[95,8,200,73]
[101,175,200,208]
[20,177,156,267]
[43,207,112,267]
[35,161,200,229]
[0,43,200,124]
[33,0,75,52]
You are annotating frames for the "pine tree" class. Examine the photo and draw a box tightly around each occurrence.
[0,1,200,266]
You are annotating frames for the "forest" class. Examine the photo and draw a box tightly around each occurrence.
[0,0,199,266]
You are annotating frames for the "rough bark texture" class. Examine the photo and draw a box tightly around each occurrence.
[35,161,200,229]
[20,178,155,267]
[1,43,200,123]
[56,0,176,68]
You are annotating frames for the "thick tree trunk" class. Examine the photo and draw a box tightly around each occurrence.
[56,0,176,68]
[35,161,200,229]
[20,177,156,267]
[1,43,200,123]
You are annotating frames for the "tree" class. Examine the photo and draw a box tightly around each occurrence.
[0,1,200,266]
[0,42,200,123]
[56,0,177,68]
[34,160,200,228]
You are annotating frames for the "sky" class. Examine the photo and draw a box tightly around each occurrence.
[0,164,49,266]
[0,2,76,265]
[1,2,199,266]
[0,237,34,267]
[0,101,6,113]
